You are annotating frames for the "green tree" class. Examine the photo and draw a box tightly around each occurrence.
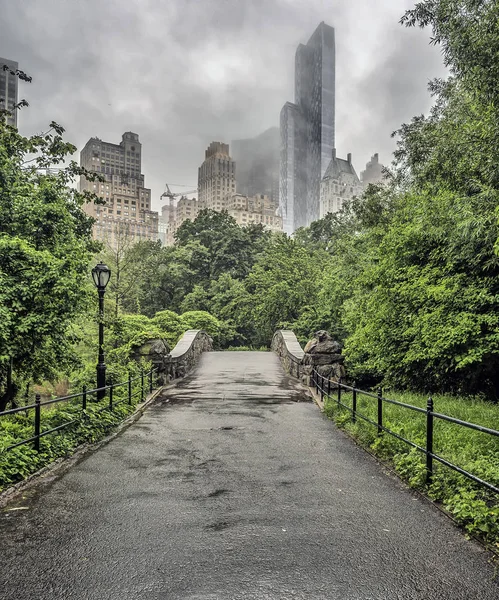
[245,235,325,346]
[0,114,101,409]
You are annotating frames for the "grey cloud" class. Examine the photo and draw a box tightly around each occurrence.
[0,0,445,208]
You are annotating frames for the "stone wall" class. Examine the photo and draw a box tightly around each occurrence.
[166,330,213,381]
[271,330,305,380]
[272,329,345,388]
[302,330,345,387]
[134,330,213,384]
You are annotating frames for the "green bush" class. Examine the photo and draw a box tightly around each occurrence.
[0,377,149,491]
[180,310,238,349]
[151,310,189,347]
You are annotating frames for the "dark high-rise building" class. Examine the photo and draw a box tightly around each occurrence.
[0,58,19,128]
[279,22,335,234]
[232,127,280,206]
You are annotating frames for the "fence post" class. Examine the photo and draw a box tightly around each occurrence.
[377,386,383,436]
[426,396,434,485]
[352,381,357,424]
[337,377,342,407]
[320,375,324,403]
[128,373,132,405]
[109,385,113,410]
[34,394,41,452]
[141,369,144,402]
[327,377,331,398]
[82,385,87,411]
[149,369,153,394]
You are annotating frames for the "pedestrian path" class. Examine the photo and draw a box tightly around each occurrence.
[1,352,497,599]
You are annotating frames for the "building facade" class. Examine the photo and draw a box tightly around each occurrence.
[226,193,282,232]
[0,58,18,128]
[232,127,280,205]
[320,150,363,218]
[79,132,158,249]
[279,22,336,234]
[159,196,199,246]
[361,153,386,187]
[198,142,236,210]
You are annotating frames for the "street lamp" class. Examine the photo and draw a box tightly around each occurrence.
[91,261,111,400]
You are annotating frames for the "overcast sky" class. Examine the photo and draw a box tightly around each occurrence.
[0,0,446,212]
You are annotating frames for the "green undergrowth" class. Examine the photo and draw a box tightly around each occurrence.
[0,384,146,492]
[224,346,269,352]
[324,390,499,549]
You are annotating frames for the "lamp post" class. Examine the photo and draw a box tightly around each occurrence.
[91,261,111,400]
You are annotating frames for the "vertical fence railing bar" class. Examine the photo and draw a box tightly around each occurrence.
[327,377,331,397]
[0,367,159,456]
[352,382,357,424]
[34,394,41,451]
[312,367,499,495]
[320,375,324,403]
[377,386,383,436]
[426,396,434,485]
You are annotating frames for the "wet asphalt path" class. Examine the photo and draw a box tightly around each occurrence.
[1,352,498,599]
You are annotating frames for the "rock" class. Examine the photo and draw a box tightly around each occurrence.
[309,339,342,354]
[133,338,170,362]
[316,364,334,378]
[332,363,346,379]
[304,353,344,366]
[304,339,317,353]
[133,338,171,385]
[315,330,332,342]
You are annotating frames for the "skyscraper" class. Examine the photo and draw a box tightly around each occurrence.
[361,153,386,187]
[0,58,19,128]
[79,132,158,249]
[198,142,236,210]
[232,127,280,205]
[279,22,335,234]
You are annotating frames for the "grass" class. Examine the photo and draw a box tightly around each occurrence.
[0,377,149,493]
[323,388,499,549]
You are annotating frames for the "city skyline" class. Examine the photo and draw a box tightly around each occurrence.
[0,0,446,213]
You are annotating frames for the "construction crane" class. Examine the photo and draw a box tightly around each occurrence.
[160,183,197,202]
[160,183,198,224]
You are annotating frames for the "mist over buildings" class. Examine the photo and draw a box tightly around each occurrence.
[0,0,446,211]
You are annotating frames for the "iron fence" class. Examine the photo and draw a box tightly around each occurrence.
[0,367,158,454]
[311,369,499,495]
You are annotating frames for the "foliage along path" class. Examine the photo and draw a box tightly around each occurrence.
[0,352,497,599]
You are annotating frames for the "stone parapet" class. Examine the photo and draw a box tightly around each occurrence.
[167,330,213,381]
[272,329,346,388]
[271,330,305,380]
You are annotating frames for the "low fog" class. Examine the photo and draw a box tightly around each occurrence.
[0,0,446,209]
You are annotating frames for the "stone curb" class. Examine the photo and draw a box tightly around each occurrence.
[0,385,164,509]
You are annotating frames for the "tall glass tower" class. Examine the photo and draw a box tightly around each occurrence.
[0,58,19,128]
[279,22,335,234]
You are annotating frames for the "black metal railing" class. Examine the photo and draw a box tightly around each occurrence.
[0,367,159,454]
[311,369,499,495]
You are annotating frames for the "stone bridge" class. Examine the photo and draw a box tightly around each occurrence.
[0,331,497,599]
